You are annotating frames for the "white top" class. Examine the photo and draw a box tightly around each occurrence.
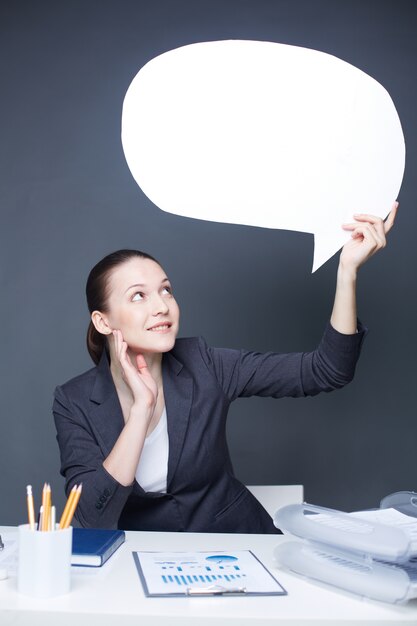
[135,407,168,493]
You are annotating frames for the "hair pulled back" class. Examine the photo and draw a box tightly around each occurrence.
[86,249,160,364]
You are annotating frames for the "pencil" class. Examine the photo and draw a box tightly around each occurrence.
[26,485,35,531]
[61,484,82,529]
[58,485,78,529]
[51,505,56,530]
[43,484,52,531]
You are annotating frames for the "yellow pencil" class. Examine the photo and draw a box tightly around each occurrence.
[26,485,35,531]
[58,485,78,529]
[43,484,52,531]
[61,484,82,529]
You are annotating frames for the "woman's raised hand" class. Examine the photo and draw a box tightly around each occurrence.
[339,201,398,272]
[112,329,158,412]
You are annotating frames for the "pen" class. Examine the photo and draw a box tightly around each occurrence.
[51,505,56,530]
[26,485,36,531]
[40,483,48,531]
[186,585,247,595]
[38,505,44,531]
[60,484,82,529]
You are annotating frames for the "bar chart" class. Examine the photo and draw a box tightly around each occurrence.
[133,550,287,596]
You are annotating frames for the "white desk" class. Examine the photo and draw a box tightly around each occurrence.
[1,526,417,625]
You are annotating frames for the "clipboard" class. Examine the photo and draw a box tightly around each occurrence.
[132,549,287,597]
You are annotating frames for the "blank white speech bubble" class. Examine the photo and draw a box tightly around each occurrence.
[121,40,405,271]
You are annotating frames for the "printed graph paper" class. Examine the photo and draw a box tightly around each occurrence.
[133,550,286,596]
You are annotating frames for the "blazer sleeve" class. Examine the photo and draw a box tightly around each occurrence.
[199,321,367,402]
[53,385,133,529]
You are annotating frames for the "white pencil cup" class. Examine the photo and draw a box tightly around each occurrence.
[18,524,73,598]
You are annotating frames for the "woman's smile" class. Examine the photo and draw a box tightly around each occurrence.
[147,322,173,332]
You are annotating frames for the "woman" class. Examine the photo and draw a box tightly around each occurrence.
[53,206,397,532]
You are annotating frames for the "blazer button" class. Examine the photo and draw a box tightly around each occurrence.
[96,502,103,510]
[99,495,107,503]
[103,489,110,497]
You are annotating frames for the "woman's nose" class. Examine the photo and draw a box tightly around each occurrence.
[151,293,169,316]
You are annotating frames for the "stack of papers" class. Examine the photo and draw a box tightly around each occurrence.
[351,508,417,596]
[352,507,417,552]
[275,501,417,603]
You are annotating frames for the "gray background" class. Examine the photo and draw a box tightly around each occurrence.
[1,0,416,525]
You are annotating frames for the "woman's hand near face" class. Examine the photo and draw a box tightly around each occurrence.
[102,331,159,486]
[339,202,398,274]
[113,329,158,413]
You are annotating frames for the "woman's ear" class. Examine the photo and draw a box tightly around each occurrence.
[91,310,113,336]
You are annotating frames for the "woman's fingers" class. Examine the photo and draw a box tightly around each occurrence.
[113,330,132,379]
[111,330,157,404]
[112,331,155,393]
[356,224,382,246]
[344,216,385,243]
[113,329,124,359]
[344,201,398,236]
[383,201,399,234]
[135,353,156,385]
[136,353,149,372]
[342,205,397,251]
[338,200,394,278]
[343,222,385,250]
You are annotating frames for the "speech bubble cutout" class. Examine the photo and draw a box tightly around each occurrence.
[121,40,405,271]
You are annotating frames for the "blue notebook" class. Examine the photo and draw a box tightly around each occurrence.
[71,528,126,567]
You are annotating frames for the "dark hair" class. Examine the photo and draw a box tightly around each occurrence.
[86,249,160,364]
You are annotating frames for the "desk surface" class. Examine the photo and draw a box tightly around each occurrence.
[1,526,417,626]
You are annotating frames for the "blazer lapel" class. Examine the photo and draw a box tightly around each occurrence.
[163,351,193,491]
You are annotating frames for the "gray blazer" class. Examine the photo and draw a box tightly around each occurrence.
[53,322,366,532]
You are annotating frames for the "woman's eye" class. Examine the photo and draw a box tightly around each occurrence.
[131,292,144,302]
[162,286,173,296]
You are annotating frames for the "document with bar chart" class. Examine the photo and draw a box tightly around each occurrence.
[132,550,287,596]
